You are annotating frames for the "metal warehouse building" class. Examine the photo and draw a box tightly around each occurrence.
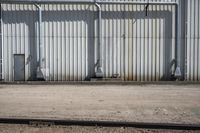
[0,0,199,82]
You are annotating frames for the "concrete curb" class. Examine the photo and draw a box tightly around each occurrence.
[0,117,200,130]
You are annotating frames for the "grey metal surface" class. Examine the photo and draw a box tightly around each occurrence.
[95,3,103,78]
[2,4,38,81]
[101,4,176,81]
[0,0,178,5]
[35,4,44,79]
[14,54,25,81]
[1,0,200,82]
[0,4,2,80]
[1,3,177,81]
[186,0,200,81]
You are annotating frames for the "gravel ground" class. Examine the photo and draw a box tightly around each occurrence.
[0,84,200,124]
[0,124,199,133]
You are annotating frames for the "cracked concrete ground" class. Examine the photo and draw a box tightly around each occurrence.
[0,84,199,124]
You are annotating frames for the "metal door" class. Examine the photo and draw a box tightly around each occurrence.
[14,54,25,81]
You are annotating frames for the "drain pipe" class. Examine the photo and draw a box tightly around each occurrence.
[95,2,103,78]
[174,2,182,80]
[35,4,44,80]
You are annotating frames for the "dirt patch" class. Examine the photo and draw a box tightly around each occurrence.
[0,85,199,124]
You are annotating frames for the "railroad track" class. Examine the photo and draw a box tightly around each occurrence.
[0,118,200,130]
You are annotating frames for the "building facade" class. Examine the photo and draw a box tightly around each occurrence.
[0,0,199,81]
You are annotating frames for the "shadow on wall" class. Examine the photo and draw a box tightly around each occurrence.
[2,7,174,81]
[2,8,38,81]
[100,10,174,80]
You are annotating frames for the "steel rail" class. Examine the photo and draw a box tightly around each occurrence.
[0,118,199,130]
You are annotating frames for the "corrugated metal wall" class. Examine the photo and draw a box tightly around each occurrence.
[1,2,177,81]
[0,5,2,80]
[2,4,38,81]
[186,0,200,81]
[100,4,176,81]
[41,3,177,81]
[41,5,94,81]
[6,0,200,81]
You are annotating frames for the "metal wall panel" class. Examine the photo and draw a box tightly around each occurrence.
[2,4,37,81]
[100,4,176,81]
[1,1,177,81]
[186,0,200,81]
[0,4,2,80]
[41,4,95,81]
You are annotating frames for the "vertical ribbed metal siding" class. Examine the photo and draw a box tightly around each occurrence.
[2,4,96,81]
[41,5,95,81]
[0,4,2,80]
[2,4,37,81]
[186,0,200,81]
[100,4,176,81]
[1,1,177,81]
